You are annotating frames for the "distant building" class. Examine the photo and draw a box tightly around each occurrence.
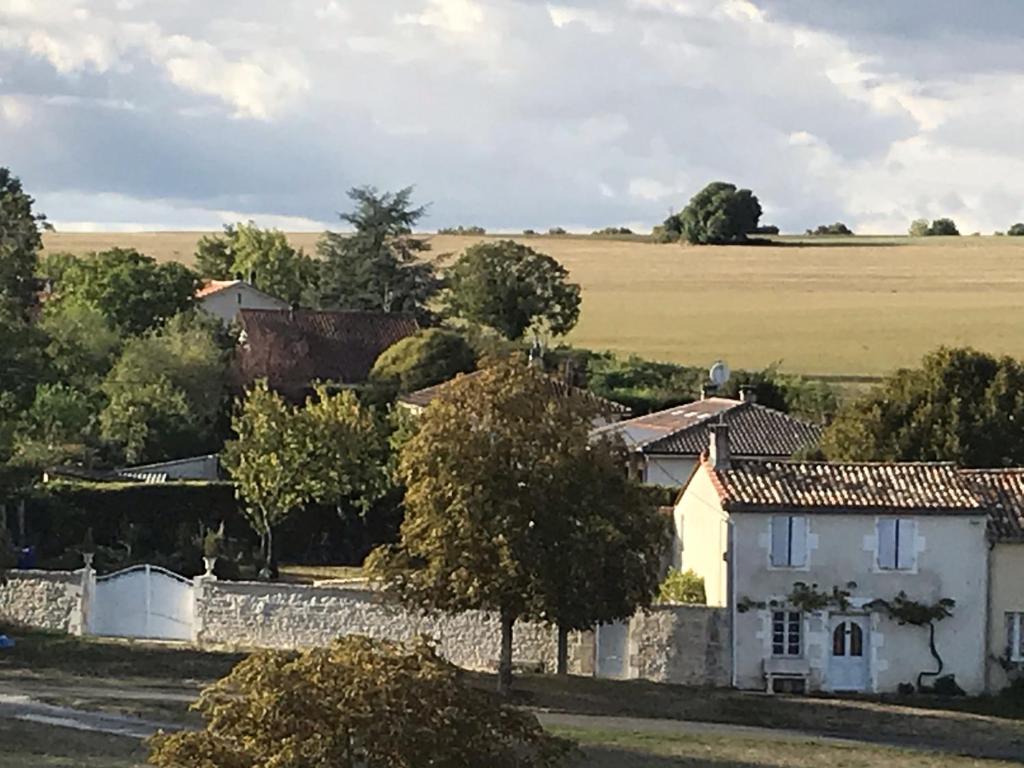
[44,454,222,484]
[235,308,418,399]
[592,393,821,487]
[196,280,288,325]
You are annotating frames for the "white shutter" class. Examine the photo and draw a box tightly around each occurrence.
[789,516,808,567]
[770,516,790,566]
[877,518,897,570]
[897,518,916,570]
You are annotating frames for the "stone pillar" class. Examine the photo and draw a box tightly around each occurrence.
[192,573,216,645]
[70,558,96,637]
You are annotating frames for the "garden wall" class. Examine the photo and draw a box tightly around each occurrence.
[0,569,82,633]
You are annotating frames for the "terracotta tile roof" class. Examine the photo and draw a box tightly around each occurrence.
[236,309,418,397]
[196,279,240,298]
[399,370,631,416]
[961,469,1024,541]
[596,398,820,457]
[708,458,984,515]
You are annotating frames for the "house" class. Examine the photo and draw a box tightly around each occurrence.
[675,425,989,694]
[961,470,1024,692]
[43,454,222,484]
[397,370,631,427]
[235,308,418,399]
[592,393,821,487]
[196,280,289,325]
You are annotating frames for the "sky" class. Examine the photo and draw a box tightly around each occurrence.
[2,0,1023,233]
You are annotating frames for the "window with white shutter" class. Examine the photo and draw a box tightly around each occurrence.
[877,518,916,571]
[1008,613,1024,662]
[770,516,808,568]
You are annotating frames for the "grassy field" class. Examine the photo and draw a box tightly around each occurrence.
[42,232,1024,379]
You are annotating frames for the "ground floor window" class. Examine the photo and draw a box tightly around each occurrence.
[1008,612,1024,662]
[772,610,802,657]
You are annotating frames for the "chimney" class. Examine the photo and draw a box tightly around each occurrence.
[249,269,257,285]
[288,301,298,321]
[701,383,716,400]
[739,384,757,404]
[709,422,731,470]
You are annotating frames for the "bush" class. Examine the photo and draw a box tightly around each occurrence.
[910,218,960,237]
[909,218,931,237]
[592,226,634,236]
[148,636,574,768]
[806,222,853,236]
[522,229,538,235]
[438,225,487,235]
[547,227,567,235]
[1008,223,1024,236]
[369,328,477,395]
[657,568,706,605]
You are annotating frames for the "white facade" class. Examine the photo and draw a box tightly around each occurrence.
[197,281,288,325]
[676,464,990,694]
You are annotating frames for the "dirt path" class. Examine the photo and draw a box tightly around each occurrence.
[0,693,174,739]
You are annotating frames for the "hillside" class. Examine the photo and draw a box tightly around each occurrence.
[43,232,1024,379]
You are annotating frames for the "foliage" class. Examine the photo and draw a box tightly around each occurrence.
[437,225,486,235]
[202,523,224,559]
[592,226,634,236]
[445,240,581,340]
[13,383,100,469]
[99,312,230,464]
[148,635,573,768]
[0,302,49,411]
[1008,223,1024,237]
[369,328,477,394]
[752,224,780,235]
[657,568,706,605]
[807,222,853,236]
[908,219,931,237]
[223,382,388,575]
[316,186,440,322]
[0,527,15,585]
[821,347,1024,466]
[910,218,960,237]
[787,581,853,613]
[0,167,48,312]
[194,222,317,303]
[548,227,567,235]
[874,591,955,627]
[677,181,762,245]
[39,298,122,389]
[51,248,199,335]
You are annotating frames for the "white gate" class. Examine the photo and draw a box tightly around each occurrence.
[89,565,195,641]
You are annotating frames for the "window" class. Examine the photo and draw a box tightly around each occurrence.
[770,516,807,567]
[877,518,916,571]
[1008,613,1024,662]
[832,621,864,657]
[772,610,802,657]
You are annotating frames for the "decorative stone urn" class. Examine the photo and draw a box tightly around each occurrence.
[203,556,218,577]
[82,552,95,569]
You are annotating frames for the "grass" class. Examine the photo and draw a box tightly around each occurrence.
[276,563,366,584]
[0,719,145,768]
[43,231,1024,379]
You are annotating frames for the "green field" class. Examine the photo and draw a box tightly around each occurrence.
[43,232,1024,380]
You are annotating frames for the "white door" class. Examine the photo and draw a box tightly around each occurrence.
[595,621,630,679]
[90,565,194,641]
[828,615,870,691]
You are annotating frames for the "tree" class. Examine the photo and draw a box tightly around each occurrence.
[807,222,853,236]
[445,240,581,340]
[223,382,388,576]
[370,328,477,394]
[52,248,199,335]
[367,359,659,694]
[1008,223,1024,237]
[909,218,931,237]
[821,347,1024,467]
[195,222,316,303]
[929,217,960,236]
[148,636,572,768]
[677,182,762,245]
[657,568,707,605]
[39,298,122,389]
[316,187,440,321]
[13,382,99,469]
[99,312,230,463]
[0,167,48,312]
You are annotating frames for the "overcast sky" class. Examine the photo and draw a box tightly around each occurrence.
[2,0,1023,233]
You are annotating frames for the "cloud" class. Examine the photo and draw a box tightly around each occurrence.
[0,0,1023,232]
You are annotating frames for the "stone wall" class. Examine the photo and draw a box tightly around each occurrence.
[194,579,594,675]
[0,570,82,633]
[629,605,731,687]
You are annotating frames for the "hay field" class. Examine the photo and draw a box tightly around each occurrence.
[43,232,1024,379]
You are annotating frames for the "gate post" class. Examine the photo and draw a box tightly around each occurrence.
[70,557,96,637]
[192,571,215,645]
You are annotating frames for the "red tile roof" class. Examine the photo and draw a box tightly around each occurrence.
[961,469,1024,541]
[707,458,983,515]
[196,280,240,299]
[236,309,418,397]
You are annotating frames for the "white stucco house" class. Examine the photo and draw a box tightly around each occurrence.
[675,424,989,694]
[592,393,821,488]
[196,280,288,325]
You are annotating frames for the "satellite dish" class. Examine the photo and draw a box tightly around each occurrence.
[709,360,731,387]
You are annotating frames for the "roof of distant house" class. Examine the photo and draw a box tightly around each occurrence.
[398,369,631,416]
[594,397,821,457]
[236,308,419,395]
[706,458,984,515]
[961,469,1024,541]
[196,279,242,298]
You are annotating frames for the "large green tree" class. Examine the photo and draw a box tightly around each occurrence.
[316,187,440,321]
[52,248,199,335]
[99,312,230,463]
[444,240,581,340]
[676,181,762,245]
[821,347,1024,466]
[0,167,48,312]
[195,222,316,303]
[367,359,662,693]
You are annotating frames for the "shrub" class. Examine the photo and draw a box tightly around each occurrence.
[657,568,706,605]
[1008,223,1024,236]
[148,636,574,767]
[547,226,567,235]
[592,226,634,236]
[522,229,538,235]
[438,225,487,235]
[806,222,853,236]
[909,218,931,237]
[369,328,477,394]
[929,217,960,236]
[752,224,780,235]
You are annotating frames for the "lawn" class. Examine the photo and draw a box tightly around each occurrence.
[43,231,1024,380]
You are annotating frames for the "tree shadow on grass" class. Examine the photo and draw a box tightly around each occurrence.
[576,745,767,768]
